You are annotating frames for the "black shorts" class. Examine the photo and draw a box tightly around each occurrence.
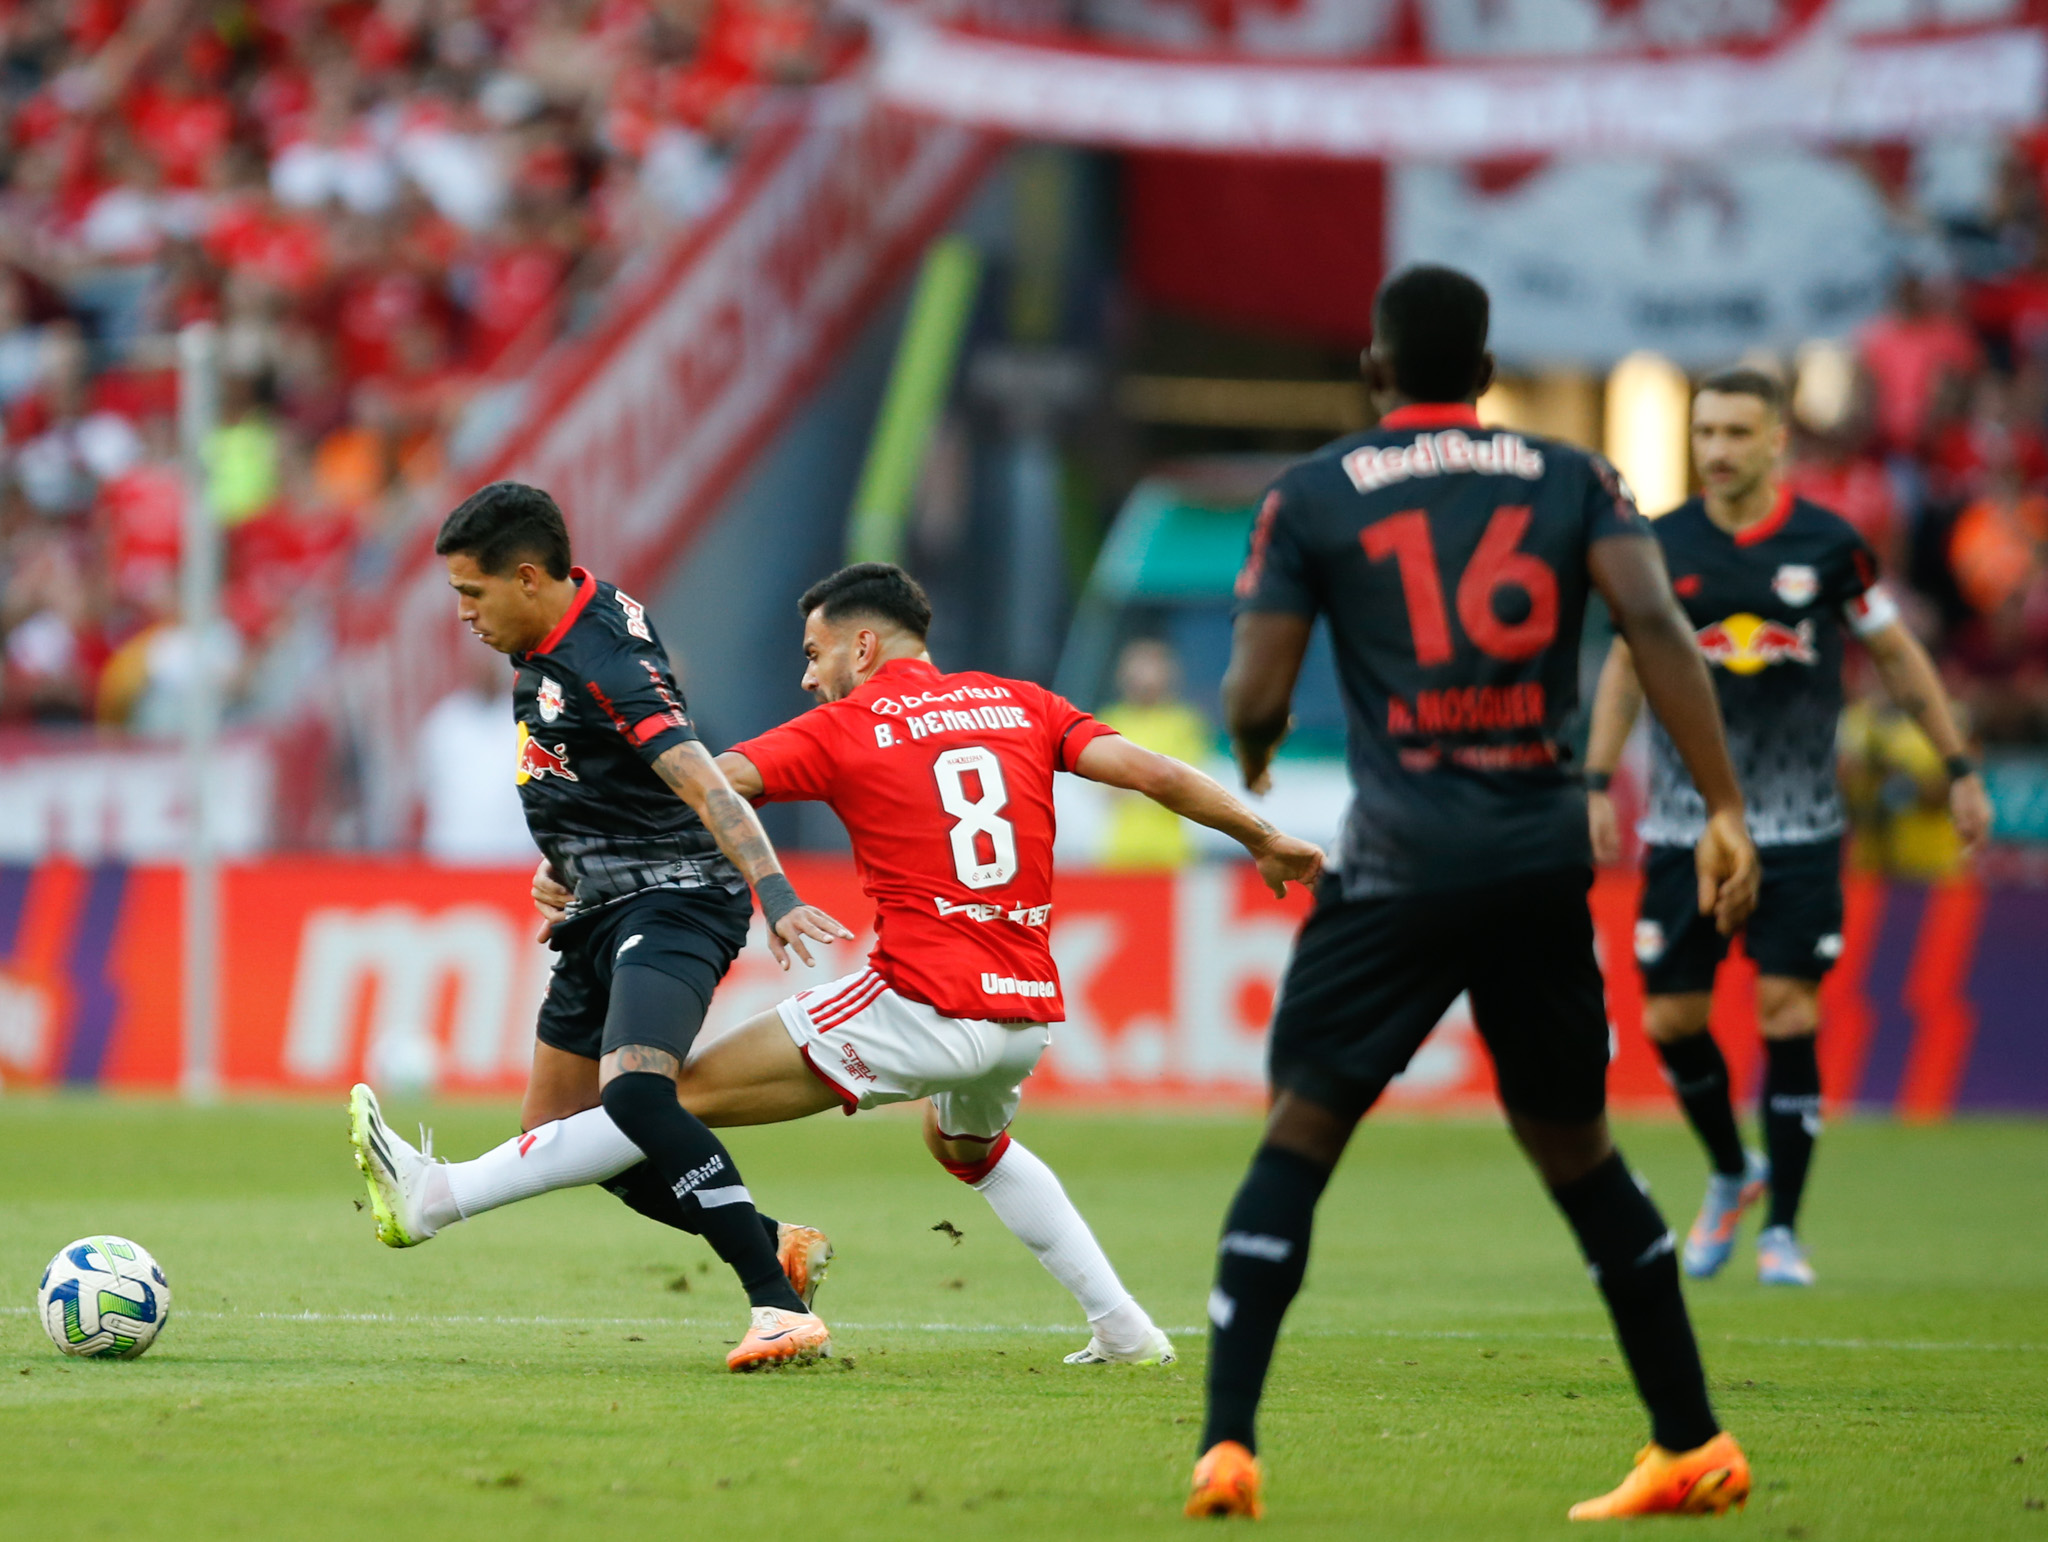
[1637,837,1843,996]
[535,885,752,1063]
[1267,865,1611,1125]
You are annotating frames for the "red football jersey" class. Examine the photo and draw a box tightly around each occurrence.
[729,657,1118,1022]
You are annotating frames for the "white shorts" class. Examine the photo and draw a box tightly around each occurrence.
[777,967,1052,1140]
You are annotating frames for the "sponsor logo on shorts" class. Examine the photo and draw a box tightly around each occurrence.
[981,973,1057,999]
[1815,932,1844,959]
[617,934,643,958]
[1634,919,1666,964]
[839,1043,876,1083]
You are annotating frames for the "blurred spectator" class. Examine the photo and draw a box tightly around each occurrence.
[416,646,532,864]
[1839,688,1969,879]
[1857,273,1981,458]
[1099,637,1209,870]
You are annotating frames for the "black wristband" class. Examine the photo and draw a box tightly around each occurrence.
[1943,754,1979,783]
[1585,770,1614,793]
[755,872,802,930]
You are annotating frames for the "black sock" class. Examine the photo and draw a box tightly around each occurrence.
[599,1072,804,1312]
[1201,1145,1333,1456]
[1655,1032,1747,1178]
[601,1162,782,1253]
[1551,1152,1719,1453]
[1762,1034,1821,1232]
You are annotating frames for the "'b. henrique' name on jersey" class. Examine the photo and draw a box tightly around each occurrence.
[510,567,742,913]
[1237,405,1650,898]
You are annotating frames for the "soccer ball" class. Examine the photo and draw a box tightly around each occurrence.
[37,1236,171,1360]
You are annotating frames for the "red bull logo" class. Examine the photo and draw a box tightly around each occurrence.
[515,721,579,784]
[1694,613,1818,676]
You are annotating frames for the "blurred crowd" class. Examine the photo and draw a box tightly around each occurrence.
[1783,135,2048,867]
[0,0,845,732]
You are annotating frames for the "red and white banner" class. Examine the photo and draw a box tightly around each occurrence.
[344,89,999,841]
[872,16,2047,158]
[7,856,2044,1118]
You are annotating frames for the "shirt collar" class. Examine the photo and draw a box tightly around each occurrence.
[1378,404,1484,431]
[528,566,596,656]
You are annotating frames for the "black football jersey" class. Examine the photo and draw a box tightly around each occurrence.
[509,568,743,912]
[1237,403,1650,898]
[1639,493,1893,849]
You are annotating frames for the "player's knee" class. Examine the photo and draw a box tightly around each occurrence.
[1643,995,1712,1044]
[1756,983,1819,1040]
[932,1129,1011,1184]
[599,1067,678,1146]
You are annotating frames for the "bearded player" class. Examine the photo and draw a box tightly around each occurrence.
[1187,265,1762,1521]
[349,480,854,1372]
[357,561,1326,1367]
[1583,368,1990,1288]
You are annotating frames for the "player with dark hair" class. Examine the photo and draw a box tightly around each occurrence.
[353,558,1326,1368]
[1186,264,1764,1520]
[1583,368,1989,1288]
[350,479,856,1371]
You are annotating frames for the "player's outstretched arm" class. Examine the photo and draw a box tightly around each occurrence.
[1858,619,1992,857]
[1582,640,1645,866]
[650,740,855,969]
[1072,734,1324,897]
[1222,612,1312,794]
[1588,534,1759,935]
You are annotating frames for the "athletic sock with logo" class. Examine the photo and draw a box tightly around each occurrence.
[1655,1031,1748,1178]
[602,1159,783,1253]
[438,1105,643,1228]
[600,1071,804,1312]
[1550,1151,1720,1453]
[1200,1145,1332,1455]
[1762,1034,1822,1231]
[961,1137,1153,1353]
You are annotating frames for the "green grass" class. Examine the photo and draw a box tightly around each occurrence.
[0,1101,2043,1540]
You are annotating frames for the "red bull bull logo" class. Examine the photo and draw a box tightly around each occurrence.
[515,721,579,784]
[1694,613,1818,676]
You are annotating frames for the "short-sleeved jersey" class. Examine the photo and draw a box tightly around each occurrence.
[1236,403,1650,899]
[729,657,1117,1022]
[510,567,742,914]
[1639,493,1896,849]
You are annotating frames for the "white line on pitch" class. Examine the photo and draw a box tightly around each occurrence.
[3,1304,2037,1354]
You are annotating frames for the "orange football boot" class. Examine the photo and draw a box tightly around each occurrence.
[1185,1441,1264,1519]
[776,1223,833,1309]
[726,1306,831,1372]
[1568,1432,1751,1520]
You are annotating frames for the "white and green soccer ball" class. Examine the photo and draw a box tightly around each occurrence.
[37,1236,171,1360]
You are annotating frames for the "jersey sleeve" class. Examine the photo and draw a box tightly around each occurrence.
[1233,479,1317,617]
[1025,684,1121,773]
[1833,529,1900,638]
[1583,453,1653,541]
[579,639,701,766]
[729,709,841,803]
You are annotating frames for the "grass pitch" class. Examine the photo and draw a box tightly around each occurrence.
[1,1100,2043,1541]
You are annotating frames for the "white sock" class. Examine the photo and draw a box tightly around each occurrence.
[437,1108,646,1228]
[971,1138,1152,1348]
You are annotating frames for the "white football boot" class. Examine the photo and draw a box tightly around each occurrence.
[1063,1325,1176,1366]
[349,1084,443,1247]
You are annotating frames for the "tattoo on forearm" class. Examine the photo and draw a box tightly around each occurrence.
[701,784,779,882]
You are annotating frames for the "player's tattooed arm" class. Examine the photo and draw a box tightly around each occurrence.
[1860,619,1991,856]
[650,740,855,969]
[1072,734,1324,898]
[1589,534,1759,934]
[1223,612,1313,793]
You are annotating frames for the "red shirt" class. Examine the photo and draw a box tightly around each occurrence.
[731,658,1117,1023]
